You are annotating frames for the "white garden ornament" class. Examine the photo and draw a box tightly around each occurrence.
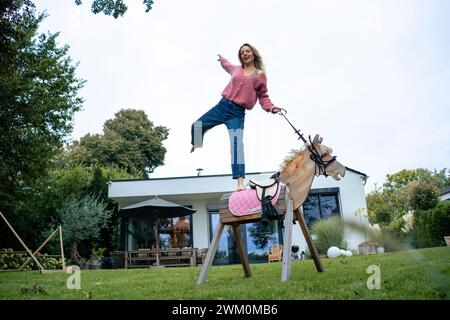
[327,246,341,258]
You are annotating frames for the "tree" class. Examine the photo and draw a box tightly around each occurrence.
[58,194,112,264]
[68,109,169,177]
[383,169,449,192]
[366,168,449,243]
[0,0,85,248]
[74,0,154,18]
[415,201,450,248]
[0,1,85,199]
[405,181,440,211]
[41,164,139,255]
[367,169,449,223]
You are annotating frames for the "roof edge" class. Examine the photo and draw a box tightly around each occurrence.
[109,167,368,183]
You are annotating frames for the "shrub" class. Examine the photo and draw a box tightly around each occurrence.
[414,201,450,248]
[407,181,440,211]
[311,216,348,255]
[0,249,66,270]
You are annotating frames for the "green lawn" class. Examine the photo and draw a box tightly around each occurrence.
[0,247,449,300]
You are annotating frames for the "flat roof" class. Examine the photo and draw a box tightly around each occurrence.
[109,167,367,183]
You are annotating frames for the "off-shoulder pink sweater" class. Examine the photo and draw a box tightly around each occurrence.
[220,57,274,112]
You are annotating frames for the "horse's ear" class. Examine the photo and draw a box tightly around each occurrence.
[312,134,319,143]
[312,134,321,149]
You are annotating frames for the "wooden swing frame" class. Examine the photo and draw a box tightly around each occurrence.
[0,210,66,273]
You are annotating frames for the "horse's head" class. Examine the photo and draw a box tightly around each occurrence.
[278,134,345,209]
[308,134,346,181]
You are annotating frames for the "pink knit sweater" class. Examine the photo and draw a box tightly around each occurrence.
[220,57,274,111]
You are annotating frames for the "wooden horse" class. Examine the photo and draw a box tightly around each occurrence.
[197,135,346,284]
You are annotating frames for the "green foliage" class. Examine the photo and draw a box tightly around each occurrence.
[0,1,85,194]
[20,283,47,295]
[29,164,138,256]
[0,0,85,250]
[406,181,440,211]
[414,201,450,248]
[59,194,112,245]
[384,168,450,191]
[91,246,107,257]
[67,109,169,177]
[366,168,449,229]
[1,247,449,299]
[366,189,395,225]
[75,0,154,18]
[311,216,348,254]
[0,249,66,270]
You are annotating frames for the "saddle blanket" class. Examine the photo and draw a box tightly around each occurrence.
[228,187,281,216]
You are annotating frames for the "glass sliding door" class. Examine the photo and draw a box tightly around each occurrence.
[245,220,281,263]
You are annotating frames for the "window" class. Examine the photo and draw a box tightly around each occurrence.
[302,188,341,229]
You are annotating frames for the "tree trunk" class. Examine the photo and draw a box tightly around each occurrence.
[71,241,82,265]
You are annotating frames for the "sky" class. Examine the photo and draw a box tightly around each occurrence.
[35,0,450,194]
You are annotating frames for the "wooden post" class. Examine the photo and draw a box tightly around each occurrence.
[59,226,66,271]
[18,226,60,271]
[0,210,45,273]
[294,207,324,272]
[197,221,225,285]
[281,191,294,281]
[232,224,251,278]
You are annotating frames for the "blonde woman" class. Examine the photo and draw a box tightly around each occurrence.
[191,43,282,191]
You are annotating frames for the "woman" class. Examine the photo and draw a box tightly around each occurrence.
[190,43,282,191]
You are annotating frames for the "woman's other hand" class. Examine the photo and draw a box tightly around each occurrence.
[271,106,283,114]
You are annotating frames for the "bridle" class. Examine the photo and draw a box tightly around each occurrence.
[277,108,337,177]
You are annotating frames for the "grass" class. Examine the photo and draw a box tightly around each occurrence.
[0,247,449,300]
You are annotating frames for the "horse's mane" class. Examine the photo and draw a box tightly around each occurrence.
[279,143,333,171]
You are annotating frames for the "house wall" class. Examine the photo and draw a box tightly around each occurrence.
[290,170,369,253]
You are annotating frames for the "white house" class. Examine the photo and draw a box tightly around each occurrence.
[108,167,370,265]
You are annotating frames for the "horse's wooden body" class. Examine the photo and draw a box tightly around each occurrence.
[197,135,346,285]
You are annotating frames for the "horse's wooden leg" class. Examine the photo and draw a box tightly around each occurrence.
[281,195,294,281]
[232,224,252,278]
[197,221,225,284]
[294,207,324,272]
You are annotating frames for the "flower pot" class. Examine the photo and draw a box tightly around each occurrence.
[358,243,377,255]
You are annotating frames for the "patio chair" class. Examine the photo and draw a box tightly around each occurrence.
[268,244,283,263]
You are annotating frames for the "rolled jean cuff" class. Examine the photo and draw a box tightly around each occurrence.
[231,164,245,179]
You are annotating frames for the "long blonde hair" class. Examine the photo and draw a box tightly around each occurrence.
[238,43,265,71]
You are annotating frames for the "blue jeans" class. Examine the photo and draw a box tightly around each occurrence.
[191,97,246,179]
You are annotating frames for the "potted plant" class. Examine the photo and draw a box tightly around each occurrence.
[89,246,107,269]
[358,241,378,255]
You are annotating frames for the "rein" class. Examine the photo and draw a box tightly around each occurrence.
[277,108,336,177]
